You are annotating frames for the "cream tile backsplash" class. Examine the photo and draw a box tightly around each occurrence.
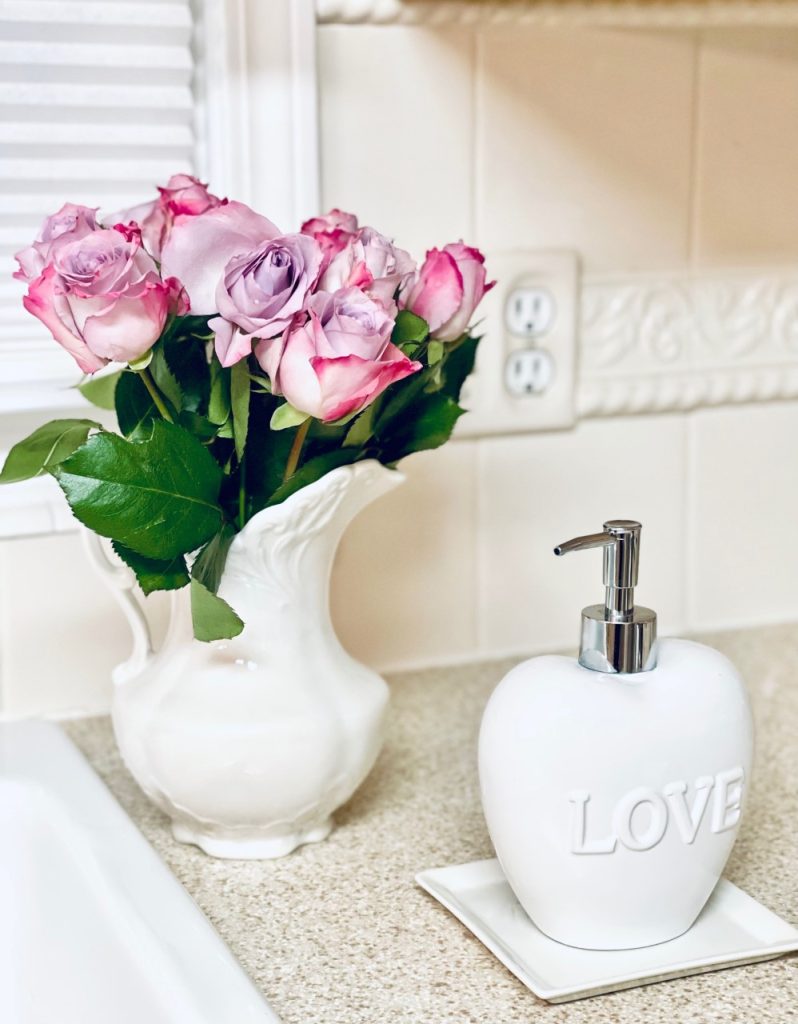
[476,28,695,271]
[332,441,479,668]
[318,24,476,253]
[693,30,798,266]
[475,415,688,655]
[2,22,798,716]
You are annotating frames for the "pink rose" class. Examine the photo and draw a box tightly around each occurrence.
[14,203,99,283]
[301,208,358,266]
[256,287,420,422]
[159,200,281,315]
[319,227,415,308]
[117,174,223,260]
[210,233,324,367]
[400,242,494,342]
[301,208,358,236]
[23,225,185,374]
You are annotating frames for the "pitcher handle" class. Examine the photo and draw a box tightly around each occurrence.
[82,530,153,683]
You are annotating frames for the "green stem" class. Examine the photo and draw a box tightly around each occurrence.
[238,453,247,528]
[138,367,173,423]
[283,418,311,482]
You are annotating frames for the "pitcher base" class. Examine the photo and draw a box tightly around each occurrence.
[171,817,334,859]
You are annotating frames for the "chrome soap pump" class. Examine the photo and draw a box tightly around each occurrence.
[478,520,753,950]
[553,520,656,674]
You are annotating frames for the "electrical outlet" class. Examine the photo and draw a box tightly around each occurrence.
[505,286,556,338]
[504,348,554,396]
[457,250,578,437]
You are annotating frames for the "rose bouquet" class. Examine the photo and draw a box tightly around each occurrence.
[2,176,492,641]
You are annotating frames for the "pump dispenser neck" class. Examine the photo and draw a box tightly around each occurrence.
[554,520,657,674]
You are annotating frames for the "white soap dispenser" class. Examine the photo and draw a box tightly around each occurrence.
[478,520,753,950]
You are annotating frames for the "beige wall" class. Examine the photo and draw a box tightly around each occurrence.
[2,23,798,717]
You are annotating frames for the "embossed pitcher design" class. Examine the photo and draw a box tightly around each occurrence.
[88,460,402,859]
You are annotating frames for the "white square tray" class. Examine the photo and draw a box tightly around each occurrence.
[416,858,798,1003]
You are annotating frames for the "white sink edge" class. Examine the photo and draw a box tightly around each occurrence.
[0,719,282,1024]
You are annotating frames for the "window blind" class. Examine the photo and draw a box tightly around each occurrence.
[0,0,197,392]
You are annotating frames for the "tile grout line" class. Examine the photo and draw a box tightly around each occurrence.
[681,28,702,625]
[684,409,698,632]
[471,26,488,656]
[686,28,704,269]
[470,25,480,245]
[474,437,488,656]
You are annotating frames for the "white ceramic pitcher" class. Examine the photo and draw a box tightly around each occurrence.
[87,460,402,859]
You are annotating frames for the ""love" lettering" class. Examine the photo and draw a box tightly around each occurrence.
[568,766,745,854]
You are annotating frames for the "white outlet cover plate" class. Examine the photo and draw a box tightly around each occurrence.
[457,250,578,437]
[417,858,798,1004]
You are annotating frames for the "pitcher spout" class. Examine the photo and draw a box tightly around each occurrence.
[220,460,404,627]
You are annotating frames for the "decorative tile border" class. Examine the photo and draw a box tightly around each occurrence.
[316,0,798,28]
[578,268,798,415]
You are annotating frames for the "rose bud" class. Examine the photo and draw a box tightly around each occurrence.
[401,242,494,342]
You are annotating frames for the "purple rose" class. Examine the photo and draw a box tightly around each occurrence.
[114,174,223,260]
[319,227,415,308]
[256,287,419,422]
[14,203,99,283]
[159,200,281,315]
[23,224,185,374]
[211,233,324,367]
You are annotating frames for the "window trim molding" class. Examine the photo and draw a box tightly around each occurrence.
[0,0,320,420]
[194,0,320,231]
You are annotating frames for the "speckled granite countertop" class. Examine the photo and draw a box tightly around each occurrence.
[66,623,798,1024]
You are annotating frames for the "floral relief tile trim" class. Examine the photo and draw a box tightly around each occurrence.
[578,268,798,416]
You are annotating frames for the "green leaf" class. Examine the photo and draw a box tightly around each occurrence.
[177,410,219,442]
[150,348,183,412]
[162,325,211,414]
[190,578,243,642]
[112,542,189,596]
[208,361,231,426]
[0,419,100,483]
[371,363,437,437]
[115,370,158,439]
[343,402,379,449]
[427,340,445,366]
[377,393,464,462]
[392,310,429,348]
[192,523,236,593]
[270,402,310,431]
[243,395,294,514]
[53,420,223,560]
[249,372,271,394]
[266,449,358,507]
[230,359,250,460]
[440,334,480,403]
[78,371,121,411]
[128,351,153,371]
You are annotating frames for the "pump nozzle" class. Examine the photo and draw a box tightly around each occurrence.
[554,520,656,674]
[555,520,641,620]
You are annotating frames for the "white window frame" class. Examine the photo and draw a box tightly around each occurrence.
[0,0,320,417]
[195,0,319,234]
